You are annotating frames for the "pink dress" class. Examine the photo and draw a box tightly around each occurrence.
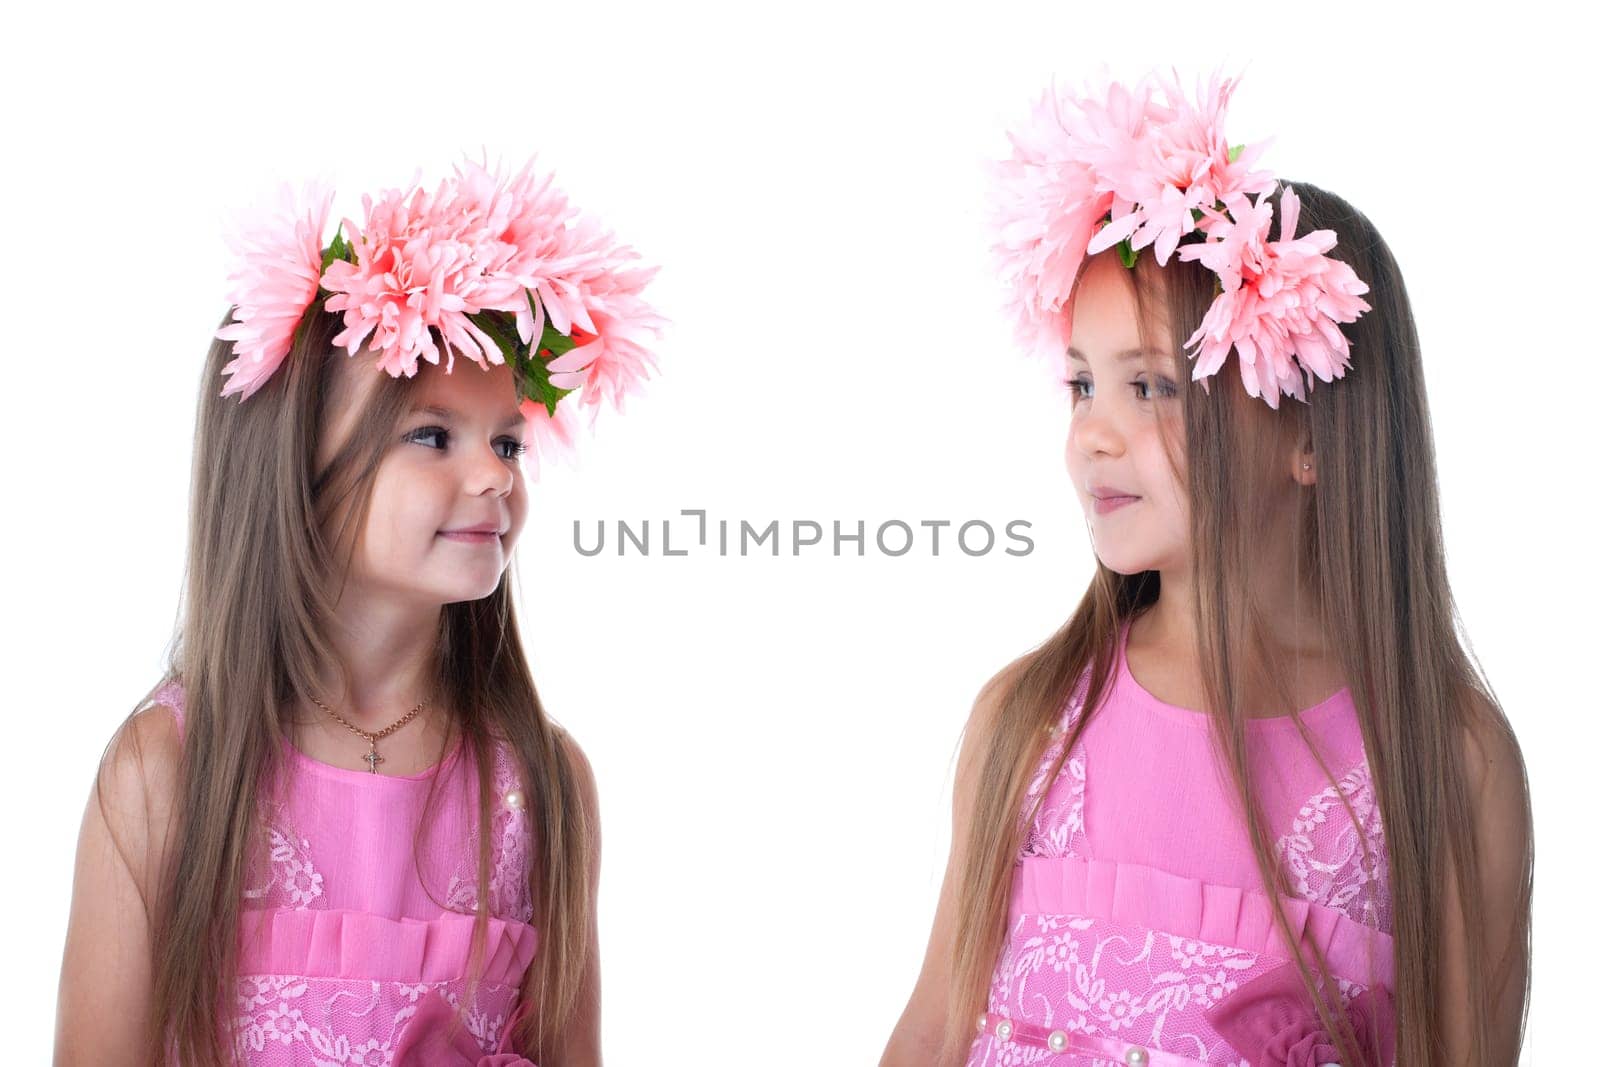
[146,680,539,1065]
[968,620,1394,1067]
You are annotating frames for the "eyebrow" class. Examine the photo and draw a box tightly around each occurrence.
[1066,346,1172,364]
[410,403,527,429]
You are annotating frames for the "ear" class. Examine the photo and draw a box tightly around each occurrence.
[1291,438,1316,487]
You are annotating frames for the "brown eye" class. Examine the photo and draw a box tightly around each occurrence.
[406,426,526,460]
[1135,378,1179,400]
[406,426,448,449]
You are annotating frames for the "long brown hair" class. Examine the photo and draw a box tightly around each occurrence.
[100,306,593,1064]
[945,182,1532,1065]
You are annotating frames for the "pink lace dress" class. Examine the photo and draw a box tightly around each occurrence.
[146,680,539,1065]
[967,620,1394,1067]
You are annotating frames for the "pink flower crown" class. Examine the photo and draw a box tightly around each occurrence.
[214,152,665,476]
[989,67,1372,409]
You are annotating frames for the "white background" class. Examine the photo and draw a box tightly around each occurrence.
[4,1,1592,1062]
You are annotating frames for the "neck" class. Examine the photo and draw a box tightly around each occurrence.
[1143,500,1328,663]
[300,578,445,733]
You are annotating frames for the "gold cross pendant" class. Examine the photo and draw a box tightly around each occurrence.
[363,743,383,773]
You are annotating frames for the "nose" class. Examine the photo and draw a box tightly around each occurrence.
[468,438,516,497]
[1070,401,1125,460]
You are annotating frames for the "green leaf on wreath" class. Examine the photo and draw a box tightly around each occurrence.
[522,349,576,418]
[468,309,522,368]
[522,292,581,359]
[538,322,580,360]
[321,224,352,273]
[462,300,583,418]
[1117,237,1139,270]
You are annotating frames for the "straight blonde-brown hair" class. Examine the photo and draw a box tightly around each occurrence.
[945,181,1532,1065]
[99,306,592,1064]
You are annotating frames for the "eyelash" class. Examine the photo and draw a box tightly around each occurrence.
[1065,377,1179,403]
[405,425,528,459]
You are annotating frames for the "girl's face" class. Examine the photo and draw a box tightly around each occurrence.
[1063,255,1189,576]
[333,358,530,607]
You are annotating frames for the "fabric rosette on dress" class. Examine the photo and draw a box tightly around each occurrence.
[1203,962,1395,1067]
[393,987,538,1066]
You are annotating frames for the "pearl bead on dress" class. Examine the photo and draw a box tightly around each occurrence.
[1125,1048,1149,1065]
[504,789,525,810]
[1047,1029,1068,1052]
[994,1019,1013,1041]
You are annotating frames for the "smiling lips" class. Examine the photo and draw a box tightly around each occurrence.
[438,521,505,544]
[1088,484,1140,515]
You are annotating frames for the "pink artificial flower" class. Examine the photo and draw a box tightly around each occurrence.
[438,153,666,423]
[443,154,586,346]
[215,181,334,400]
[1178,185,1372,409]
[1086,68,1276,267]
[320,172,527,379]
[546,293,666,427]
[989,73,1147,368]
[1180,193,1277,293]
[1204,961,1395,1067]
[518,393,584,482]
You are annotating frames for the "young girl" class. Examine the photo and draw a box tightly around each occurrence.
[881,70,1533,1066]
[54,155,663,1065]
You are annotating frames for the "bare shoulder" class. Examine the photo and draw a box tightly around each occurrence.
[967,654,1031,743]
[107,698,184,796]
[952,653,1033,805]
[976,653,1030,708]
[1438,689,1532,1061]
[1459,690,1530,839]
[953,652,1030,758]
[1451,688,1532,978]
[551,726,597,801]
[550,726,601,862]
[91,697,185,893]
[56,694,185,1060]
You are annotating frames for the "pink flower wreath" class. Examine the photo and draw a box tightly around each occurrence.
[989,66,1373,410]
[213,152,666,478]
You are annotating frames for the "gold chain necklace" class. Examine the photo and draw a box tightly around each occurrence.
[307,692,432,773]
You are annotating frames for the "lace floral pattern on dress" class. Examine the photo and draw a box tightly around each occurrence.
[1018,676,1092,862]
[243,819,327,911]
[975,910,1264,1066]
[1274,759,1392,934]
[971,912,1378,1067]
[233,973,521,1065]
[443,740,535,924]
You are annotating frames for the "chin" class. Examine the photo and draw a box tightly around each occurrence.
[401,565,505,606]
[442,590,500,607]
[442,575,506,604]
[1091,549,1157,577]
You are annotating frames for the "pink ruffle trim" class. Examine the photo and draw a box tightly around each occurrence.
[1012,855,1392,989]
[237,907,539,985]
